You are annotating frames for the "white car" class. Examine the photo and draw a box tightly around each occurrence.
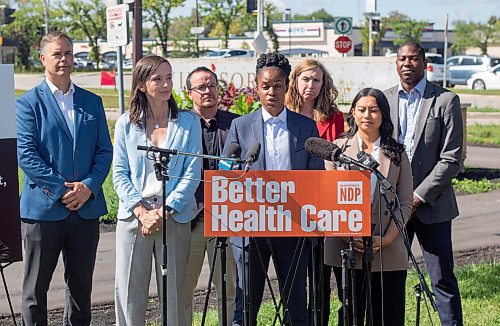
[425,53,451,86]
[201,49,253,58]
[467,64,500,90]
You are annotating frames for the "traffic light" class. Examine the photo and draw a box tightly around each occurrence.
[246,0,257,14]
[0,7,15,25]
[371,18,381,33]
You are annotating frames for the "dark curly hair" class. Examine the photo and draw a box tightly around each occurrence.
[346,88,405,166]
[255,52,291,87]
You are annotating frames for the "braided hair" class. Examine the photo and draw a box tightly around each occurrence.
[255,52,292,87]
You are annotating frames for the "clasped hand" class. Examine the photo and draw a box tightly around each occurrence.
[345,236,386,254]
[138,207,172,237]
[61,182,92,211]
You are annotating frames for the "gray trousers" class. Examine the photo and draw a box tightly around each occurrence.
[21,212,99,326]
[184,219,237,325]
[114,214,191,326]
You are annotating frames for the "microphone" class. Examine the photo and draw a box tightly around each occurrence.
[137,145,178,155]
[218,143,242,170]
[357,151,380,170]
[243,143,261,171]
[304,137,344,162]
[357,151,394,192]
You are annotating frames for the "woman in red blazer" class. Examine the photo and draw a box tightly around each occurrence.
[286,59,345,324]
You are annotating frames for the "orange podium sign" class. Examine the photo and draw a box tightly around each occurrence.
[204,170,371,237]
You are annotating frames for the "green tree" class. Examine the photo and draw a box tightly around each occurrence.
[2,0,45,69]
[453,16,500,55]
[200,0,244,49]
[168,10,198,57]
[59,0,106,66]
[293,9,334,21]
[386,11,428,46]
[143,0,186,57]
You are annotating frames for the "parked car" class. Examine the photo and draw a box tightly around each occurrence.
[466,64,500,90]
[447,55,500,86]
[425,53,451,86]
[201,49,253,58]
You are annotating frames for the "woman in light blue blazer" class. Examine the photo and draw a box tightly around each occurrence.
[113,55,201,326]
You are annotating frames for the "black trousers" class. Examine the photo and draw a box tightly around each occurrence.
[21,212,99,326]
[249,237,310,326]
[406,218,463,326]
[332,267,407,326]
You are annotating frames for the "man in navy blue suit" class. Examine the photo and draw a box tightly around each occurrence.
[224,53,324,326]
[16,31,112,326]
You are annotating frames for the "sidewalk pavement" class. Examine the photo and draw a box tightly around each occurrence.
[2,146,500,315]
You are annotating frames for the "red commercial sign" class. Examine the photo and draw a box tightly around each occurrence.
[335,36,352,54]
[204,170,371,237]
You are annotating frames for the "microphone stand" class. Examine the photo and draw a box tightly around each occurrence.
[201,236,229,326]
[137,146,171,326]
[337,155,438,322]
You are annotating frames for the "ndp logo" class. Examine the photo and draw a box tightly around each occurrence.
[338,181,363,204]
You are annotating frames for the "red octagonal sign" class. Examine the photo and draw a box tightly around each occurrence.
[335,36,352,54]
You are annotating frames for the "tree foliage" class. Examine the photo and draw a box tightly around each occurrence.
[2,0,45,69]
[143,0,185,57]
[59,0,106,65]
[386,11,428,46]
[200,0,244,49]
[453,16,500,55]
[293,9,334,21]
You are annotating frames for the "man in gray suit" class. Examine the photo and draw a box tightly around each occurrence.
[224,53,324,326]
[384,42,463,326]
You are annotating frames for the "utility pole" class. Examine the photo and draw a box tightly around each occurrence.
[42,0,49,34]
[443,14,449,88]
[132,0,143,65]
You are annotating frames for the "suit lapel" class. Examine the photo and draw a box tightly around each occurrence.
[387,86,400,140]
[73,87,84,145]
[39,81,73,142]
[286,109,300,170]
[413,82,435,152]
[251,108,265,169]
[166,115,180,150]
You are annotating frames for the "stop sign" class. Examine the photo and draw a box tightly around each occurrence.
[335,36,352,54]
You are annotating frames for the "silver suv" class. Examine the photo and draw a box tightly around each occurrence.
[447,55,500,86]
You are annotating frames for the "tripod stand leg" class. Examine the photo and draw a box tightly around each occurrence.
[1,263,17,326]
[250,238,283,325]
[201,240,219,326]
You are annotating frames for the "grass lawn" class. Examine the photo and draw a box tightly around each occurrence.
[191,262,500,325]
[450,88,500,96]
[15,88,129,110]
[467,124,500,145]
[467,106,500,113]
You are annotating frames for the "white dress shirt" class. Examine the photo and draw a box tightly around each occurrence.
[357,135,381,202]
[46,79,76,140]
[262,107,291,171]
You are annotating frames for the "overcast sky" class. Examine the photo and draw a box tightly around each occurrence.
[171,0,500,29]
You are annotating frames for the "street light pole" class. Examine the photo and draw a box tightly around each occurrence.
[286,8,291,57]
[195,0,199,57]
[42,0,49,34]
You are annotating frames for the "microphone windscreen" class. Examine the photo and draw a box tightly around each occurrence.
[224,143,242,159]
[246,143,261,163]
[304,137,337,161]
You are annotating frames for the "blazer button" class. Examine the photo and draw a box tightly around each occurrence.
[74,150,78,156]
[384,211,389,216]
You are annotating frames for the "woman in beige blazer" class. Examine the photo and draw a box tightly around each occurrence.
[324,88,413,326]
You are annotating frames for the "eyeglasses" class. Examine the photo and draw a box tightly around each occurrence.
[190,83,218,93]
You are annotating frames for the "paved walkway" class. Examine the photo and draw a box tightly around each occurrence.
[1,146,500,315]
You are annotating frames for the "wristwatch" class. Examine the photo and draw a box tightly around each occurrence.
[166,205,175,216]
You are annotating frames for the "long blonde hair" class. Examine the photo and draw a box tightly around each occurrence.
[286,59,339,123]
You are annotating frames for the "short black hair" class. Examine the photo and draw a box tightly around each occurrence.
[186,66,218,90]
[398,42,426,60]
[255,52,291,86]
